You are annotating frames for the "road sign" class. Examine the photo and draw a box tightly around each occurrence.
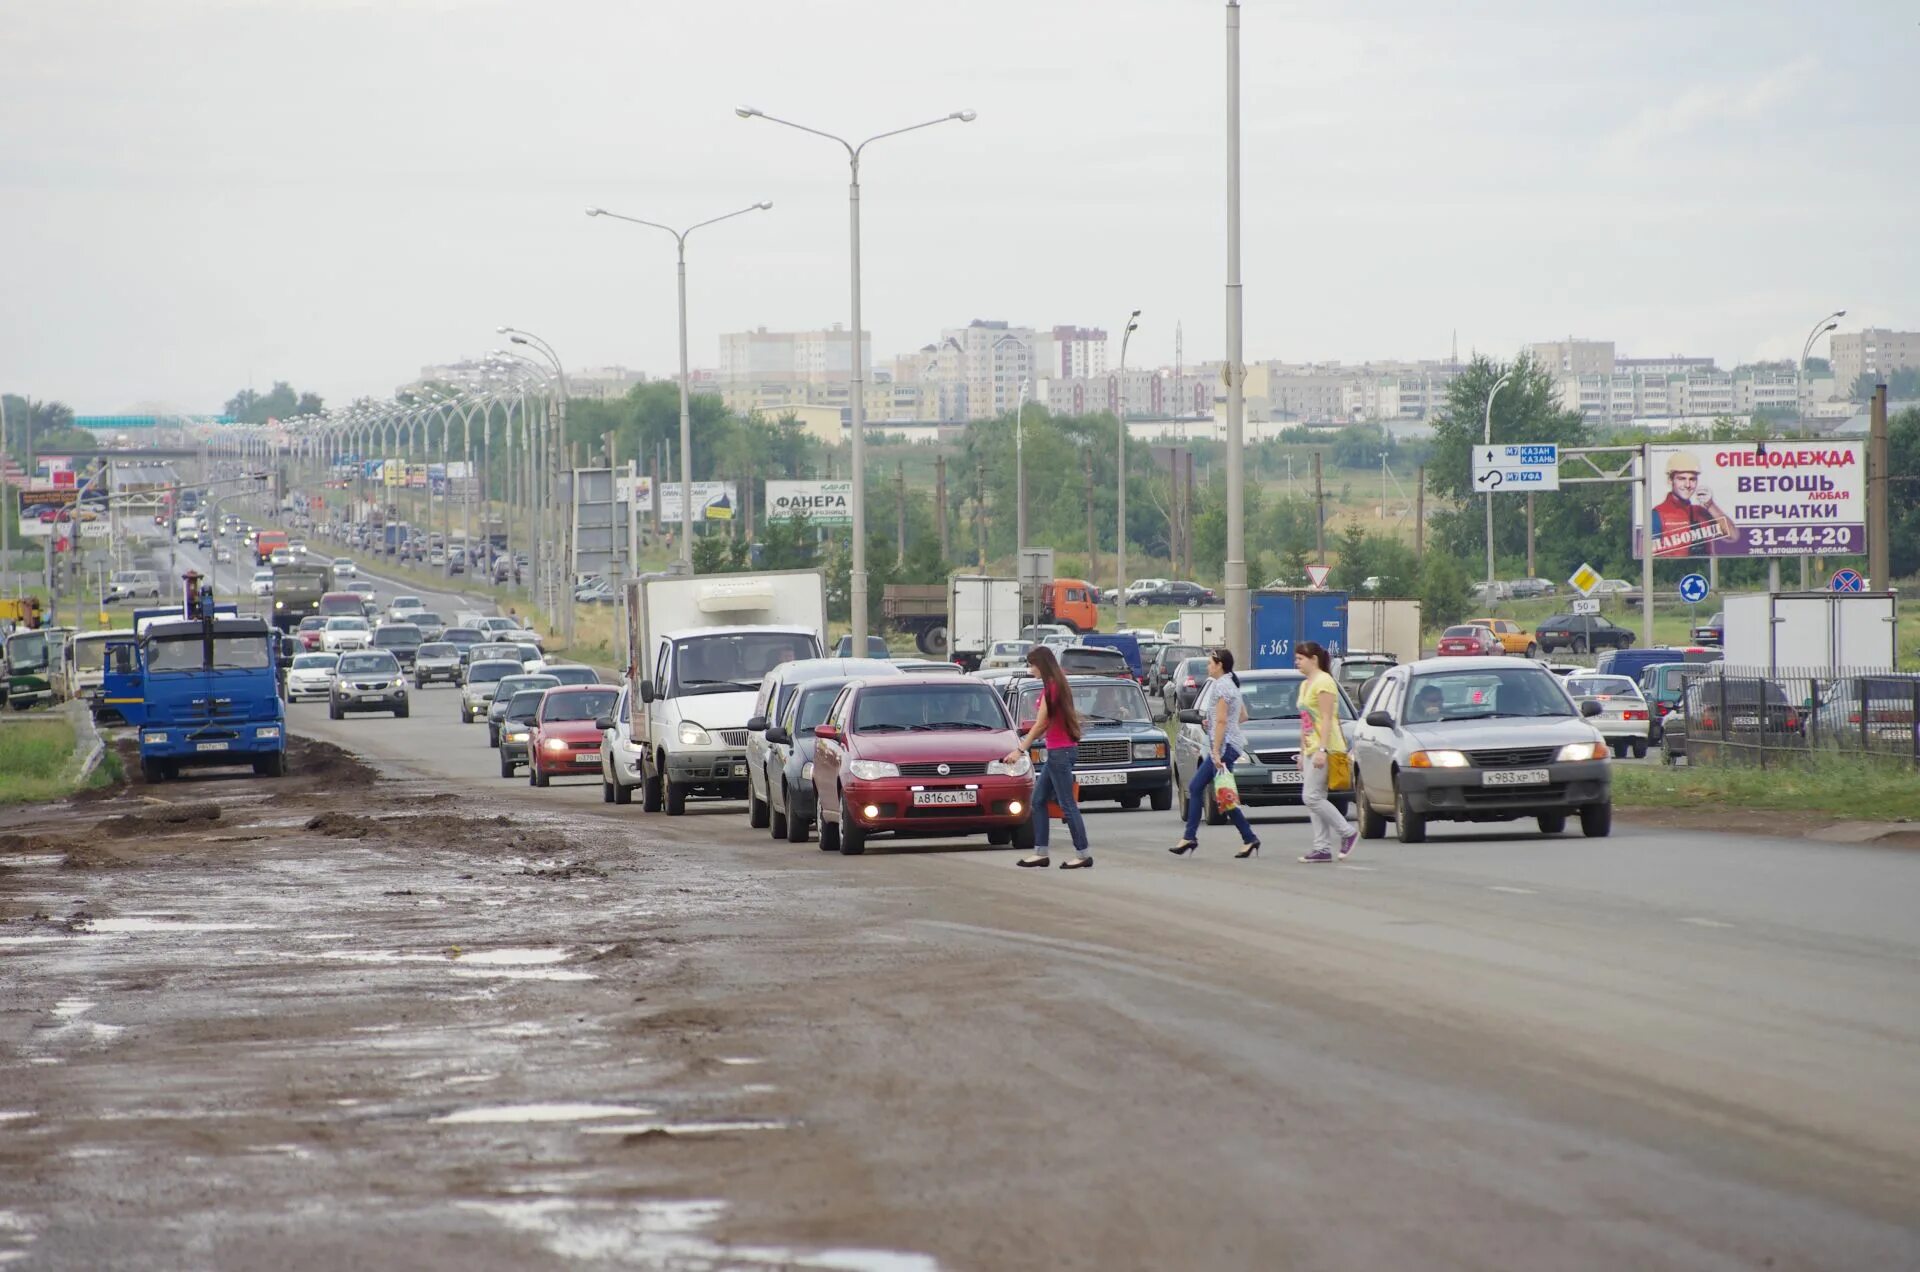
[1677,573,1709,604]
[1830,568,1865,593]
[1568,563,1601,596]
[1570,598,1601,616]
[1471,443,1561,493]
[1305,563,1331,588]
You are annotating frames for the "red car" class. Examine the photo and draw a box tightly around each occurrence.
[810,676,1037,856]
[1436,624,1501,657]
[527,684,621,788]
[296,615,327,651]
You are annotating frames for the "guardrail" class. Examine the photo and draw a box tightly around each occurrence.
[1670,664,1919,769]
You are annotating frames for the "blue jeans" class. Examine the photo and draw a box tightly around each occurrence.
[1184,744,1257,844]
[1030,745,1090,856]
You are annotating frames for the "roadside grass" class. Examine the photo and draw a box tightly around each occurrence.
[1612,754,1920,822]
[0,717,85,805]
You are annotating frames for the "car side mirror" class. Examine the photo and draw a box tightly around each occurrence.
[765,725,791,745]
[1018,718,1037,733]
[1176,708,1202,725]
[594,716,614,732]
[1579,700,1602,718]
[814,724,840,742]
[639,680,655,703]
[1366,710,1395,728]
[747,714,768,732]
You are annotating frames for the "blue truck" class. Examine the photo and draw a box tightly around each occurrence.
[107,580,287,783]
[1250,589,1350,670]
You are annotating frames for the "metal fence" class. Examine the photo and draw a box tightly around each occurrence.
[1667,664,1920,768]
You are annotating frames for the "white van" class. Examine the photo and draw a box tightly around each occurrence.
[175,515,200,543]
[107,570,162,602]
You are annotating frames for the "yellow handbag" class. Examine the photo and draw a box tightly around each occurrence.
[1326,751,1353,792]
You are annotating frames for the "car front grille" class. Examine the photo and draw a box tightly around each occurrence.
[717,729,750,747]
[898,760,990,777]
[1461,783,1569,806]
[1253,749,1299,766]
[1073,740,1131,768]
[1468,747,1559,768]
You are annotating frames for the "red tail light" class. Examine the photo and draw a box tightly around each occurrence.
[1655,703,1672,716]
[1184,677,1197,688]
[1623,710,1647,721]
[1699,712,1716,730]
[1785,712,1800,731]
[1849,711,1862,724]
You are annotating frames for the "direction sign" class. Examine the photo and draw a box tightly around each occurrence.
[1677,573,1709,604]
[1305,563,1331,588]
[1830,568,1865,593]
[1568,563,1601,597]
[1471,443,1561,493]
[1570,598,1601,616]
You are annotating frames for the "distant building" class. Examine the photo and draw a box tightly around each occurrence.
[719,325,868,385]
[1829,328,1920,395]
[1527,339,1616,377]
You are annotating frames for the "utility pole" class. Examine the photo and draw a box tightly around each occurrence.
[1525,491,1536,579]
[1311,450,1325,558]
[1414,464,1426,560]
[1869,382,1890,589]
[1084,448,1097,584]
[974,460,987,569]
[895,461,906,566]
[935,455,950,558]
[1222,0,1249,658]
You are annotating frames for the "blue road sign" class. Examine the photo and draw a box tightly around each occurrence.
[1677,573,1709,604]
[1830,568,1865,593]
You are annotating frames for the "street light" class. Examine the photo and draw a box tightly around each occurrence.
[737,104,977,646]
[1115,308,1140,624]
[586,200,773,569]
[1483,367,1515,591]
[1795,309,1845,588]
[497,327,572,642]
[990,332,1031,561]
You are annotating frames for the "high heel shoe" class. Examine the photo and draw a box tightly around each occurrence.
[1169,839,1198,856]
[1234,839,1261,859]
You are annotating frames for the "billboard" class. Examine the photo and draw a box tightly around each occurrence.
[658,481,738,524]
[765,480,853,526]
[1632,443,1865,559]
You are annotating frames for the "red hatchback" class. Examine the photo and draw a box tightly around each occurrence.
[810,677,1036,856]
[1437,624,1501,657]
[528,685,621,788]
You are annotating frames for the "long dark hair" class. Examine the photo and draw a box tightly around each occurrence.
[1210,646,1240,687]
[1025,645,1082,741]
[1296,640,1331,674]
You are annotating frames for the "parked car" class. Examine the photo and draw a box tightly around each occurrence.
[1127,580,1217,607]
[1348,658,1612,841]
[328,650,409,719]
[810,676,1037,855]
[486,673,561,746]
[411,641,462,687]
[526,685,620,787]
[1145,643,1203,702]
[757,674,893,840]
[1437,625,1502,657]
[1690,611,1724,646]
[496,688,548,778]
[998,674,1173,810]
[1162,656,1211,719]
[979,640,1034,672]
[1058,645,1133,679]
[1660,675,1800,765]
[284,652,340,702]
[744,658,901,830]
[1561,673,1651,758]
[1534,614,1635,655]
[1469,580,1512,603]
[320,615,372,653]
[1638,661,1714,743]
[1174,670,1357,824]
[1810,674,1920,749]
[1507,578,1556,599]
[1464,617,1537,657]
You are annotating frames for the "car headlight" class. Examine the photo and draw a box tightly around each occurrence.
[1132,741,1167,760]
[542,737,568,753]
[505,729,529,742]
[143,732,166,745]
[1407,749,1470,768]
[1556,741,1609,762]
[847,759,899,780]
[987,754,1032,776]
[678,721,713,746]
[802,761,814,781]
[274,599,284,609]
[256,726,280,739]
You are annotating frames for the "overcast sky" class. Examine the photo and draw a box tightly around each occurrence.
[3,0,1914,414]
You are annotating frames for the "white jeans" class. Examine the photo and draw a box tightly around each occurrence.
[1301,756,1353,855]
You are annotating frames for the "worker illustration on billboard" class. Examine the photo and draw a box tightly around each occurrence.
[1650,451,1735,557]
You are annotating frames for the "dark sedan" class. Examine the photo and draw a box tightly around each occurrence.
[1660,675,1800,765]
[1690,611,1724,646]
[999,674,1173,810]
[762,676,862,843]
[1173,670,1355,824]
[1129,580,1217,607]
[1161,656,1211,719]
[1535,614,1635,655]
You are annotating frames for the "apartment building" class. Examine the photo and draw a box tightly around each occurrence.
[1527,339,1616,377]
[1034,371,1212,420]
[1829,328,1920,394]
[718,325,869,384]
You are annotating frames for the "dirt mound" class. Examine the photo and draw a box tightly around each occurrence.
[99,802,222,838]
[286,736,376,786]
[305,812,381,839]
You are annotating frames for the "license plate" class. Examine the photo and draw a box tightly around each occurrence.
[1872,725,1911,739]
[732,764,747,776]
[1481,768,1548,786]
[1733,715,1759,728]
[577,750,599,760]
[1269,770,1303,785]
[913,789,977,806]
[1076,770,1127,786]
[196,741,230,752]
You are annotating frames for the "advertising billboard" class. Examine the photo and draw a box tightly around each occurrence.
[658,481,738,524]
[764,480,853,526]
[1632,443,1865,559]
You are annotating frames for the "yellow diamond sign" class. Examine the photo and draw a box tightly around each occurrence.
[1568,563,1601,597]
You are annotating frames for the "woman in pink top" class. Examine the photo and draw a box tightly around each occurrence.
[1005,646,1092,869]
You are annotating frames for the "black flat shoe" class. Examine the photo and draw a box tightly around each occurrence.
[1059,857,1093,870]
[1016,856,1051,868]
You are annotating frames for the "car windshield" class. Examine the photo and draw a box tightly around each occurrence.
[298,617,325,631]
[413,613,443,627]
[540,688,617,722]
[493,675,557,701]
[1694,679,1788,705]
[374,626,421,646]
[506,690,547,721]
[337,653,399,676]
[1235,674,1357,721]
[472,644,517,661]
[852,684,1007,732]
[416,643,456,659]
[1015,679,1152,724]
[443,628,482,644]
[466,660,519,684]
[1404,668,1575,722]
[792,684,846,735]
[1442,626,1483,638]
[325,617,367,632]
[673,632,818,691]
[1060,649,1128,674]
[545,666,599,685]
[1566,676,1642,699]
[292,654,338,670]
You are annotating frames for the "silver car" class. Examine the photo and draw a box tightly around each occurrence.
[411,642,463,687]
[1348,657,1612,842]
[460,658,524,722]
[486,673,560,746]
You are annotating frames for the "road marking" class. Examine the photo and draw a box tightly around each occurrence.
[1680,916,1732,929]
[1338,864,1377,872]
[1488,885,1536,895]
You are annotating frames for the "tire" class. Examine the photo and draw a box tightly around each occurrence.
[252,751,285,777]
[1631,740,1647,759]
[602,777,615,803]
[1580,802,1612,838]
[1393,784,1427,844]
[987,827,1011,845]
[785,785,812,843]
[612,776,633,805]
[918,625,949,658]
[1205,786,1226,827]
[488,725,499,748]
[1537,814,1567,835]
[837,794,866,855]
[1119,794,1143,811]
[396,704,409,719]
[664,778,687,816]
[329,701,342,720]
[1525,643,1538,659]
[1573,637,1589,656]
[1355,772,1386,839]
[748,786,770,830]
[1010,820,1035,851]
[1149,785,1173,812]
[642,763,663,813]
[770,794,788,840]
[818,809,840,853]
[459,705,471,723]
[1612,739,1627,759]
[140,757,167,784]
[531,763,549,788]
[499,754,515,779]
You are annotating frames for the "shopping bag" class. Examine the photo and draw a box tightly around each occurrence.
[1327,751,1353,792]
[1212,768,1240,812]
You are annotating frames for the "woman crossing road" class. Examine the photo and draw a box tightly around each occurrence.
[1294,641,1358,863]
[1170,648,1261,859]
[1007,646,1094,870]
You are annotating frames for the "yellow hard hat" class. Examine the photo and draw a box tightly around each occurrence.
[1665,451,1703,477]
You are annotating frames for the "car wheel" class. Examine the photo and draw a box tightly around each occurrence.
[770,791,788,839]
[140,756,167,784]
[1611,739,1627,759]
[818,805,840,853]
[329,701,342,720]
[602,776,615,803]
[664,777,687,816]
[1354,771,1386,839]
[987,827,1011,845]
[396,703,409,719]
[1525,643,1538,659]
[748,785,770,830]
[1572,637,1589,655]
[1580,802,1612,838]
[1537,814,1567,835]
[838,794,867,855]
[1629,739,1647,759]
[642,763,663,813]
[1010,819,1035,851]
[1119,794,1143,811]
[1393,783,1427,844]
[1205,786,1226,827]
[612,775,633,805]
[488,725,499,748]
[1149,784,1173,812]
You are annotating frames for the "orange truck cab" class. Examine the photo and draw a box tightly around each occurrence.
[1042,579,1101,634]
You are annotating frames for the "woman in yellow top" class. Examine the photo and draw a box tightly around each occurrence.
[1293,641,1357,863]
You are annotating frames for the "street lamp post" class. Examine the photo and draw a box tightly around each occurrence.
[1797,308,1845,589]
[737,104,976,646]
[586,201,773,571]
[499,328,572,643]
[1223,0,1250,659]
[1115,309,1140,626]
[1483,368,1515,592]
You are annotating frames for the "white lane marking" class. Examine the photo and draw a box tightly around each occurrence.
[1680,916,1733,929]
[1338,864,1377,872]
[1488,885,1536,895]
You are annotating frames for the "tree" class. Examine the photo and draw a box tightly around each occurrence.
[1,395,77,455]
[1332,423,1395,470]
[1853,368,1920,402]
[1890,407,1920,581]
[1419,551,1473,627]
[224,381,324,423]
[756,510,819,572]
[692,533,749,575]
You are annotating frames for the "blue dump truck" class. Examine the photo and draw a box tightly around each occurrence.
[107,576,287,783]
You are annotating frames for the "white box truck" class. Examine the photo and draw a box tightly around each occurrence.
[948,575,1022,671]
[1721,591,1898,672]
[1346,598,1423,664]
[622,569,828,815]
[1177,607,1227,647]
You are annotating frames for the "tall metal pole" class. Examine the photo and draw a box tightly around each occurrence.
[1483,370,1514,590]
[1868,383,1890,591]
[1223,0,1249,659]
[1116,310,1139,627]
[847,153,868,643]
[676,242,693,566]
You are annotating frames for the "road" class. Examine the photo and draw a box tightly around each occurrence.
[5,634,1915,1271]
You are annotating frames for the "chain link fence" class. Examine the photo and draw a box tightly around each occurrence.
[1662,665,1920,768]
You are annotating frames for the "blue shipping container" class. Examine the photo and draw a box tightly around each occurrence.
[1250,590,1350,670]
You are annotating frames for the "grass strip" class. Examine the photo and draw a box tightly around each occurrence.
[1612,754,1920,823]
[0,717,87,805]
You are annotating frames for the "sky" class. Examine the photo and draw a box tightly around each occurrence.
[2,0,1915,414]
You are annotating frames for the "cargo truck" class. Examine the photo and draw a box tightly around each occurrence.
[1721,591,1898,673]
[269,561,335,631]
[947,575,1023,672]
[1346,598,1423,665]
[1250,589,1350,670]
